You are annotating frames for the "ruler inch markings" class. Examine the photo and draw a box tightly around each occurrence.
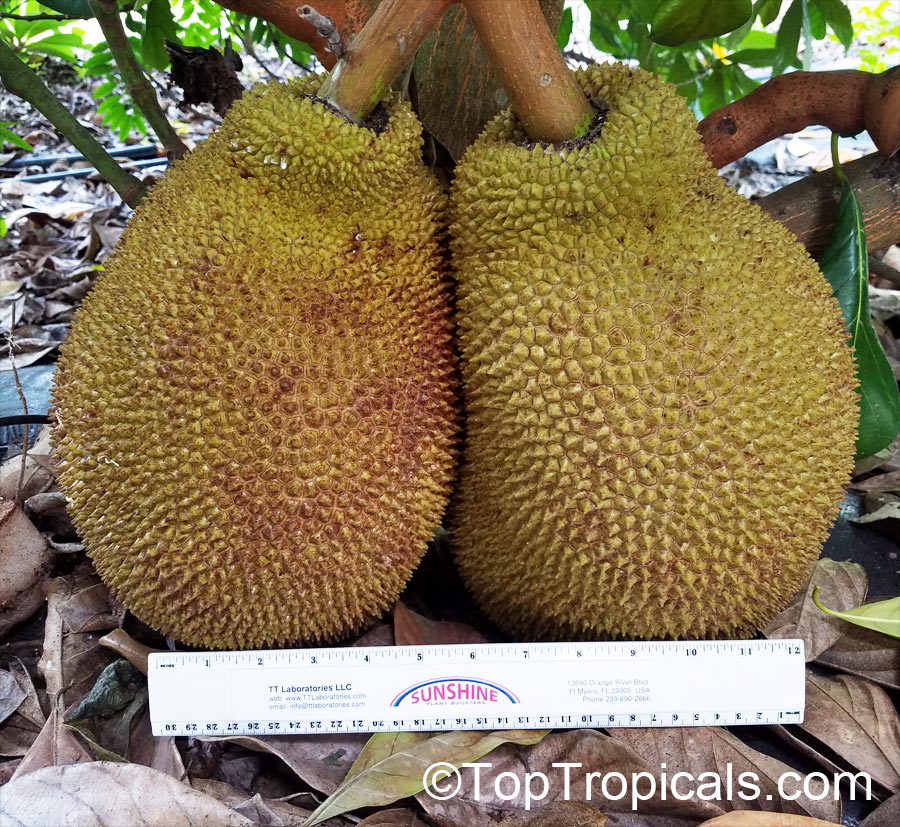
[149,639,805,736]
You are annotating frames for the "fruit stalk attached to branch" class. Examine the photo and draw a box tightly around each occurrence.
[318,0,455,122]
[88,0,188,161]
[699,67,900,168]
[0,37,147,208]
[461,0,596,142]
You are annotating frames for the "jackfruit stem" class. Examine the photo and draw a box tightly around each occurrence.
[318,0,454,123]
[0,37,147,208]
[461,0,597,143]
[87,0,188,162]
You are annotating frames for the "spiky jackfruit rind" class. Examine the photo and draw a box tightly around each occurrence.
[449,64,857,640]
[52,78,458,649]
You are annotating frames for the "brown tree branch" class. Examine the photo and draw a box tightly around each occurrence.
[758,152,900,256]
[461,0,594,142]
[214,0,381,69]
[700,67,900,169]
[318,0,454,122]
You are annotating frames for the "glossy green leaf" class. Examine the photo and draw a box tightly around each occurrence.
[773,0,803,74]
[817,167,900,458]
[556,6,574,49]
[38,0,92,16]
[812,589,900,639]
[650,0,752,45]
[756,0,784,26]
[1,123,33,152]
[814,0,854,47]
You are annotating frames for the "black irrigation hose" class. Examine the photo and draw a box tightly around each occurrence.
[10,156,168,183]
[0,415,51,427]
[5,143,159,169]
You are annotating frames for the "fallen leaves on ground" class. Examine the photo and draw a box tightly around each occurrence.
[306,729,549,826]
[0,499,51,638]
[815,623,900,689]
[393,602,487,646]
[0,761,254,826]
[764,558,868,659]
[695,813,842,825]
[800,672,900,792]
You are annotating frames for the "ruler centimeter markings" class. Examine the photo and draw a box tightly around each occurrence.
[148,639,805,736]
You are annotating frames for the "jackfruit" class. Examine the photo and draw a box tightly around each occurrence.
[449,64,857,640]
[52,78,458,649]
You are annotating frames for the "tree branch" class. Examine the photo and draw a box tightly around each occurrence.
[461,0,595,142]
[759,152,900,256]
[88,0,188,161]
[0,36,146,208]
[318,0,454,122]
[0,12,83,20]
[700,67,900,168]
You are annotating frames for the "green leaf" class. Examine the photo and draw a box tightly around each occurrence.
[756,0,783,26]
[37,0,92,16]
[556,6,573,50]
[0,216,7,238]
[817,162,900,458]
[650,0,753,46]
[812,589,900,639]
[305,729,549,826]
[698,63,728,116]
[772,0,803,74]
[814,0,854,48]
[0,124,33,152]
[92,79,117,99]
[142,0,178,70]
[727,47,777,66]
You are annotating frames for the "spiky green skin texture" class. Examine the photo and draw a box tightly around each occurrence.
[450,64,857,640]
[52,79,458,649]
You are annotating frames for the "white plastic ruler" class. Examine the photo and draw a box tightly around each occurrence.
[148,639,805,736]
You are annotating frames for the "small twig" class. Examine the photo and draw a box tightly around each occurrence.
[0,11,82,20]
[297,4,344,59]
[88,0,188,161]
[230,13,281,80]
[563,48,597,66]
[0,38,146,206]
[6,307,29,508]
[869,256,900,287]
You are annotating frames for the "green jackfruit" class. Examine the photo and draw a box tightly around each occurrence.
[52,78,458,649]
[450,64,857,640]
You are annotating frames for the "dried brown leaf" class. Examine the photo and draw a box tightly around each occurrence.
[0,426,56,502]
[815,623,900,689]
[764,559,867,659]
[611,728,841,822]
[10,708,93,779]
[859,793,900,826]
[697,813,842,825]
[205,734,368,795]
[801,672,900,792]
[417,729,717,827]
[0,499,51,637]
[0,670,26,726]
[394,602,487,646]
[498,801,609,825]
[0,761,254,825]
[358,809,429,826]
[0,660,45,758]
